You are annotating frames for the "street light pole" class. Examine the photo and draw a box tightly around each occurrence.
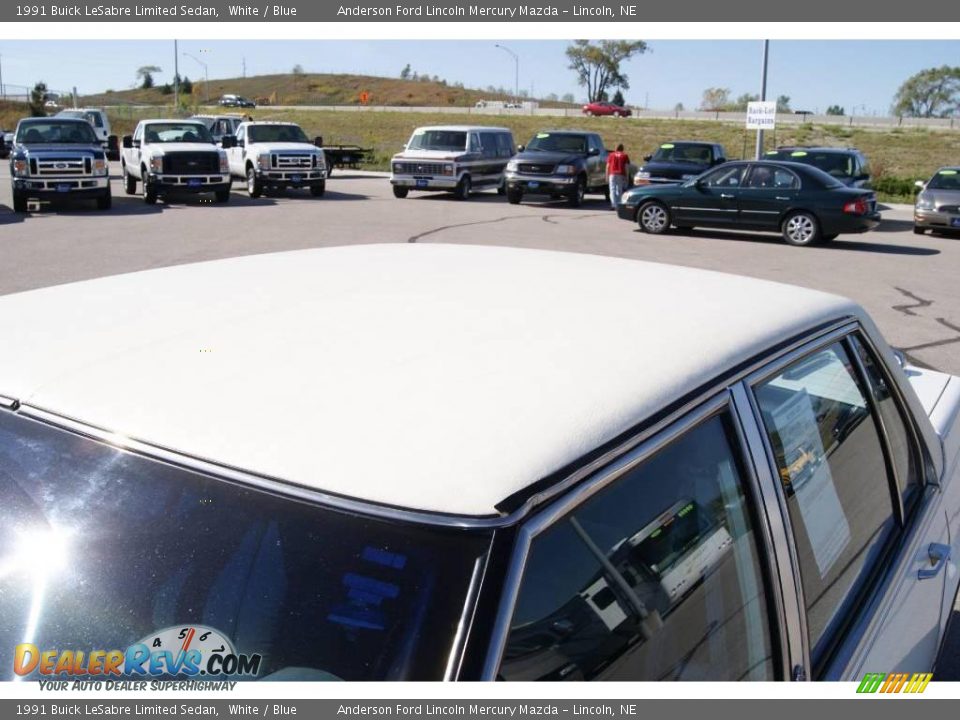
[494,43,519,106]
[755,39,769,160]
[182,51,209,105]
[174,39,179,109]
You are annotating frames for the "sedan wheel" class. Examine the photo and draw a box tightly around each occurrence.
[637,202,670,234]
[782,211,821,246]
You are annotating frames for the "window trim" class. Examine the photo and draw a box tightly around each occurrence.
[740,322,917,678]
[481,394,788,680]
[743,164,801,191]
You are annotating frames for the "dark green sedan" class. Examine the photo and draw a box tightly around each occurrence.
[617,160,881,246]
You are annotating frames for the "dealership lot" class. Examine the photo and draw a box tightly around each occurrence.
[1,171,958,376]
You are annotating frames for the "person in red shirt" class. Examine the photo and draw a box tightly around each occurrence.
[606,143,631,210]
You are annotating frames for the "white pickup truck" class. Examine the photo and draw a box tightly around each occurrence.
[227,121,326,198]
[120,119,232,205]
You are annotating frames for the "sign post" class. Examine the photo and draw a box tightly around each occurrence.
[753,39,770,158]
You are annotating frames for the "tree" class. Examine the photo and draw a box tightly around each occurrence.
[292,64,304,75]
[732,92,759,111]
[136,65,161,90]
[612,89,625,107]
[565,39,648,103]
[400,63,411,80]
[826,105,845,116]
[699,87,730,111]
[561,93,575,104]
[891,66,960,117]
[546,92,559,102]
[29,81,49,117]
[160,83,173,95]
[181,76,193,94]
[776,95,791,112]
[674,102,685,111]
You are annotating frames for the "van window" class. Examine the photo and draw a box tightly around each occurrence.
[500,412,778,681]
[479,132,499,159]
[496,133,515,158]
[754,342,898,664]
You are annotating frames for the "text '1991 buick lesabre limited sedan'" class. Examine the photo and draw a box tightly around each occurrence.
[1,245,958,682]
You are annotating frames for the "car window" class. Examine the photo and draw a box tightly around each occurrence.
[927,169,960,190]
[744,165,800,190]
[754,342,899,664]
[700,165,745,188]
[0,412,491,681]
[479,132,499,159]
[849,335,922,514]
[499,412,778,681]
[497,133,515,158]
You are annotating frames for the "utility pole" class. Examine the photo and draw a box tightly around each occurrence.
[0,54,4,99]
[174,39,180,109]
[242,57,247,78]
[755,39,769,160]
[494,44,519,106]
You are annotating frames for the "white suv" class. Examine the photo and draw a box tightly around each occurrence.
[227,121,326,198]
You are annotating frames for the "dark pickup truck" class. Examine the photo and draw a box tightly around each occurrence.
[633,141,727,186]
[504,130,609,207]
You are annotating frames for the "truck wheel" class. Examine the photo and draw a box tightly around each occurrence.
[637,201,670,234]
[454,175,471,201]
[506,187,523,204]
[142,174,158,205]
[567,177,586,207]
[310,181,326,197]
[96,188,112,211]
[393,186,409,199]
[12,188,28,213]
[123,165,137,195]
[497,180,506,196]
[214,188,231,203]
[246,167,263,198]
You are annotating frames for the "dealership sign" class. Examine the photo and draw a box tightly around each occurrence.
[746,101,777,129]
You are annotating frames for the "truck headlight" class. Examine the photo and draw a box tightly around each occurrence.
[219,152,229,173]
[555,164,577,175]
[13,159,28,177]
[915,195,935,211]
[506,160,519,172]
[258,153,271,169]
[314,153,325,170]
[442,164,454,176]
[634,171,651,185]
[149,156,163,173]
[393,163,403,174]
[93,158,108,176]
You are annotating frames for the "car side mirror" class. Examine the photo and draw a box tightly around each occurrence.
[716,158,726,164]
[314,136,323,148]
[221,135,237,149]
[122,135,133,149]
[587,147,600,156]
[914,180,925,191]
[517,144,525,152]
[643,154,652,162]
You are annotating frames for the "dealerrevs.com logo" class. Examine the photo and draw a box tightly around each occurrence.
[14,625,262,678]
[856,673,933,694]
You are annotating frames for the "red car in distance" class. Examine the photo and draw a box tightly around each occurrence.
[582,101,632,117]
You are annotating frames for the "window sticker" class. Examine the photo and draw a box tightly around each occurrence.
[535,133,550,139]
[660,143,675,149]
[769,389,851,577]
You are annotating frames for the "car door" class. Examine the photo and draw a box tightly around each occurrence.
[670,163,744,227]
[228,125,245,175]
[586,134,606,189]
[738,164,800,230]
[130,124,144,176]
[744,330,948,679]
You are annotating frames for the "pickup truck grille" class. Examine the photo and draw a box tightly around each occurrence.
[516,163,556,175]
[35,156,91,176]
[395,162,446,175]
[273,154,314,169]
[162,152,220,175]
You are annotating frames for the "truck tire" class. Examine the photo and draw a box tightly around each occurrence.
[141,172,158,205]
[567,177,586,207]
[123,165,137,195]
[310,181,326,197]
[96,188,112,211]
[214,188,231,203]
[454,175,471,201]
[246,167,263,198]
[506,187,523,204]
[12,188,28,213]
[393,186,409,199]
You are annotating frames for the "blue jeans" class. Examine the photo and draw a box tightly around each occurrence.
[609,175,626,209]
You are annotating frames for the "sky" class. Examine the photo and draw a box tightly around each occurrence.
[0,39,957,115]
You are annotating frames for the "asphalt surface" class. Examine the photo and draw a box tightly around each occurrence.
[2,171,958,376]
[2,170,960,676]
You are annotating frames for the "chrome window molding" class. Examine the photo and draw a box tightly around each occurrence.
[444,554,486,681]
[0,394,18,409]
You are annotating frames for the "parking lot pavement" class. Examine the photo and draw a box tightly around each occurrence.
[1,173,958,376]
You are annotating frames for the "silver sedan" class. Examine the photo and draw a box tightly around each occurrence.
[914,167,960,234]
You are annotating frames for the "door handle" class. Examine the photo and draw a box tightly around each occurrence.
[918,542,951,580]
[720,193,735,199]
[776,196,791,201]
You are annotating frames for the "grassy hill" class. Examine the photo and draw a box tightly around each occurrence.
[81,72,562,109]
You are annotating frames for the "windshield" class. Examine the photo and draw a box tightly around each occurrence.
[0,411,491,681]
[650,143,713,165]
[16,121,97,145]
[524,133,587,153]
[407,130,467,152]
[768,150,855,179]
[143,123,213,144]
[248,125,310,143]
[927,169,960,190]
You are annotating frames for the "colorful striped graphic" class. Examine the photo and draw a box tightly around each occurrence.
[856,672,932,694]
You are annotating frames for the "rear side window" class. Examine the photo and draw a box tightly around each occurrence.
[499,412,778,681]
[496,133,515,158]
[754,342,898,663]
[479,132,499,159]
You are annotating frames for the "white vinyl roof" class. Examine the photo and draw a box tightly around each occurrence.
[0,245,858,516]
